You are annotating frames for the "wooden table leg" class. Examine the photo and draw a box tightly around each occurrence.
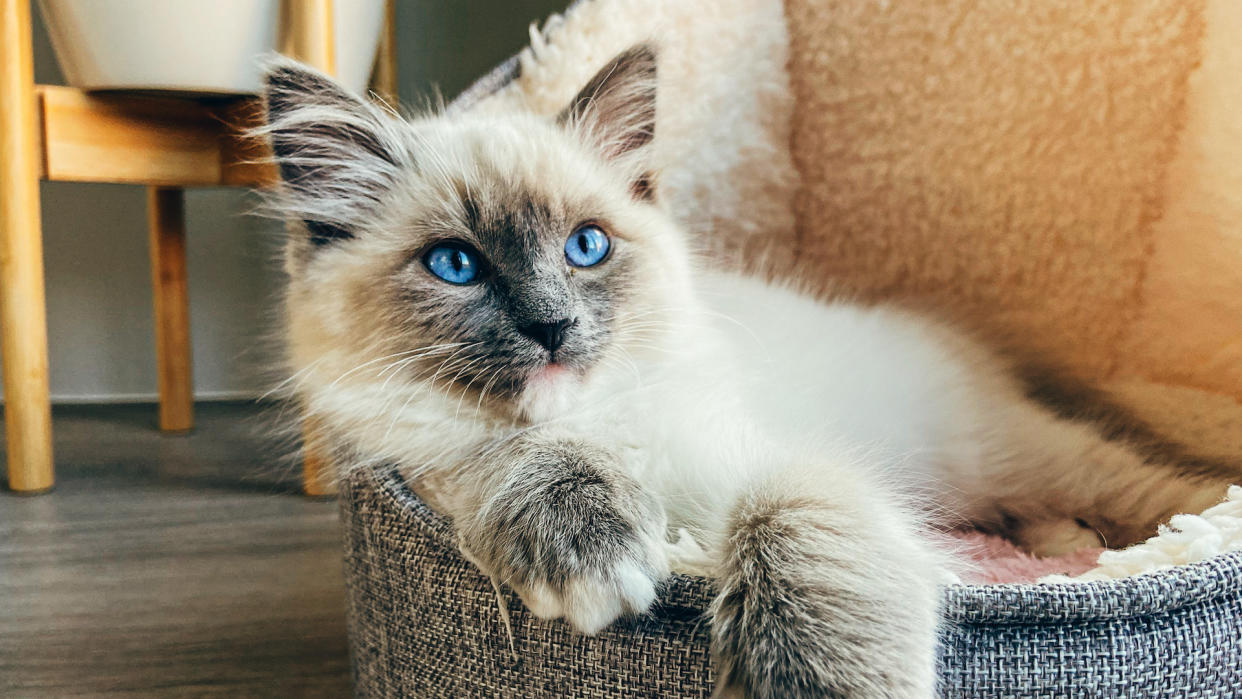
[289,0,337,75]
[369,0,398,106]
[292,0,339,496]
[301,418,335,496]
[1,0,54,493]
[147,187,194,432]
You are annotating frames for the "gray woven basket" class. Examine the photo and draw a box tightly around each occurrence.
[340,467,1242,698]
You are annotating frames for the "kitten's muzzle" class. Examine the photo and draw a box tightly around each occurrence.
[518,317,576,354]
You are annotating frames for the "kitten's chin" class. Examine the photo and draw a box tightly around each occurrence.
[516,364,580,422]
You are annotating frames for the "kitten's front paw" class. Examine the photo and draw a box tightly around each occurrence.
[460,446,670,635]
[516,544,666,635]
[710,496,940,698]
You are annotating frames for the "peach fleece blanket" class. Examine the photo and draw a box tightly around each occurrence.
[785,0,1242,459]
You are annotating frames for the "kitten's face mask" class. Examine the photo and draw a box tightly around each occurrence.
[263,47,684,420]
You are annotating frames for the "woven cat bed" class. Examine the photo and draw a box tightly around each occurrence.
[340,468,1242,697]
[334,1,1242,695]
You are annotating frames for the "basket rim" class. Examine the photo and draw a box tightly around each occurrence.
[354,466,1242,627]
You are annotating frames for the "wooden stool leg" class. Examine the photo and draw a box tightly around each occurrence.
[369,0,398,105]
[301,418,334,496]
[289,0,337,74]
[291,0,339,496]
[1,0,54,493]
[147,187,193,432]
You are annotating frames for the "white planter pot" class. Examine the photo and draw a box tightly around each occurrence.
[37,0,386,95]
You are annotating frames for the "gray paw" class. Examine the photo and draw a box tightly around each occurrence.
[460,442,670,634]
[710,495,940,698]
[711,571,937,699]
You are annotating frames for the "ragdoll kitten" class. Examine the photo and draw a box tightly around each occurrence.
[260,47,1233,697]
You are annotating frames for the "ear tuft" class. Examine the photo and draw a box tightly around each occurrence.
[630,172,656,202]
[259,57,407,246]
[559,45,657,162]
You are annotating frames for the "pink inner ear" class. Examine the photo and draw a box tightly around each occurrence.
[948,530,1104,584]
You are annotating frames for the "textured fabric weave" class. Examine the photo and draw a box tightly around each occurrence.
[341,468,1242,698]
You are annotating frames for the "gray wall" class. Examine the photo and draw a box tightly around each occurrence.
[31,0,565,402]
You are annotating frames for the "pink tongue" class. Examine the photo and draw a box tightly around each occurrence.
[947,530,1104,584]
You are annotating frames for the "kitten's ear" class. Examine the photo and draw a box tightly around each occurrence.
[261,58,406,246]
[559,45,657,169]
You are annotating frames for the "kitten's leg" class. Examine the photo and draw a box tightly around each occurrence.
[454,434,670,634]
[979,403,1235,556]
[710,469,943,699]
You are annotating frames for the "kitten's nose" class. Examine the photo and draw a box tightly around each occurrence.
[519,318,574,353]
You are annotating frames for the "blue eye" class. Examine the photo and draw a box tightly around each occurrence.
[423,243,481,284]
[565,225,611,267]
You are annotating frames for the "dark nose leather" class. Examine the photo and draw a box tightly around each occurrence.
[519,318,574,353]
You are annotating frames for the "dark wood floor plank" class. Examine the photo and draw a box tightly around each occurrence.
[1,403,352,697]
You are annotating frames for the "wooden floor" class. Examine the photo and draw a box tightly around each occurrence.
[0,403,352,698]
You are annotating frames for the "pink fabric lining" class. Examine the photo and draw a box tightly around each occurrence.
[949,531,1103,585]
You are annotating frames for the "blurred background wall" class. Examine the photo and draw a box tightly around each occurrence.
[26,0,565,402]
